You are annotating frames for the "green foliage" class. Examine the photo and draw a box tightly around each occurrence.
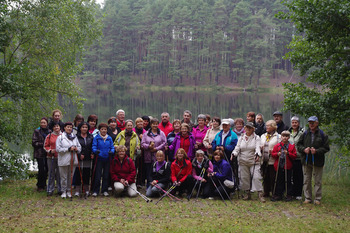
[280,0,350,165]
[0,0,102,178]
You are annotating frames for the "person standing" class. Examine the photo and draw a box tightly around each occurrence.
[273,111,289,134]
[192,114,209,152]
[288,116,304,200]
[116,109,126,131]
[32,117,51,192]
[48,109,65,132]
[158,112,173,137]
[107,117,121,143]
[56,122,81,198]
[168,123,196,161]
[166,119,181,162]
[255,113,266,136]
[297,116,330,205]
[114,120,140,162]
[87,114,99,138]
[181,110,194,131]
[203,117,221,160]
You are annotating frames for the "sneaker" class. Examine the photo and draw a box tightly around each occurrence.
[103,192,109,197]
[108,187,113,191]
[314,200,321,205]
[67,192,72,198]
[303,199,312,204]
[242,191,251,200]
[296,196,302,200]
[74,192,80,197]
[92,192,98,197]
[61,192,67,199]
[85,191,90,197]
[208,197,214,200]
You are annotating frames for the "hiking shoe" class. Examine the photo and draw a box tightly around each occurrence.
[314,200,321,205]
[242,191,251,200]
[47,192,53,196]
[85,191,90,197]
[67,192,72,198]
[303,199,312,204]
[258,192,266,203]
[61,192,67,199]
[285,195,293,202]
[103,192,109,197]
[295,196,302,200]
[92,192,98,197]
[271,195,282,202]
[74,192,80,197]
[108,187,113,191]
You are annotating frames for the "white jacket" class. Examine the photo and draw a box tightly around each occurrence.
[203,126,221,149]
[56,133,81,167]
[232,133,261,166]
[260,132,281,165]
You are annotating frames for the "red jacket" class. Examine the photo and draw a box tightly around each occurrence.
[158,122,173,137]
[44,133,60,158]
[171,159,192,183]
[271,142,297,171]
[110,156,136,184]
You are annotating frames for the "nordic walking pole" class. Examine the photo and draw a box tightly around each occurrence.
[90,151,99,193]
[188,167,205,201]
[127,184,152,203]
[70,150,74,201]
[154,184,181,201]
[273,151,281,197]
[155,183,176,205]
[196,159,210,200]
[47,153,54,196]
[285,148,288,199]
[216,178,233,204]
[209,176,227,206]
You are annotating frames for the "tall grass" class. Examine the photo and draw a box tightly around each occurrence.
[323,146,350,185]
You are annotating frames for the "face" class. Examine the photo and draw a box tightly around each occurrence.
[173,122,181,130]
[235,122,243,131]
[53,124,60,133]
[53,112,61,121]
[291,120,299,130]
[117,112,125,121]
[80,125,88,134]
[281,135,290,144]
[40,120,48,129]
[223,124,230,132]
[136,120,143,129]
[99,127,107,136]
[89,120,96,128]
[212,120,219,128]
[118,150,126,159]
[109,121,117,129]
[205,119,210,125]
[197,118,205,126]
[183,113,191,123]
[64,125,73,134]
[181,126,189,136]
[156,153,165,162]
[246,115,254,123]
[196,154,204,163]
[143,120,149,128]
[125,122,133,131]
[214,154,221,162]
[308,121,319,131]
[256,115,263,124]
[161,114,169,124]
[177,151,184,160]
[273,114,282,124]
[245,126,254,136]
[151,122,158,131]
[266,123,274,133]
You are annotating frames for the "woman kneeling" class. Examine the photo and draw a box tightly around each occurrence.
[110,145,137,197]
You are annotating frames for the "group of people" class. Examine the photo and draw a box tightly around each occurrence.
[32,109,329,205]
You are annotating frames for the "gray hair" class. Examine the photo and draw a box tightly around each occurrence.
[183,110,192,116]
[161,112,170,117]
[291,116,300,122]
[256,113,264,120]
[116,109,125,115]
[125,119,134,126]
[197,114,206,120]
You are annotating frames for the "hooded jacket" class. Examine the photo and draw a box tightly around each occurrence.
[56,132,81,166]
[271,142,297,170]
[92,133,115,161]
[114,130,140,160]
[110,155,136,184]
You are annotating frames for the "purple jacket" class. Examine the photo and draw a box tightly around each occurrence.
[168,132,196,160]
[141,128,167,164]
[192,125,208,151]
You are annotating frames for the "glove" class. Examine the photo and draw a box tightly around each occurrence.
[95,150,100,155]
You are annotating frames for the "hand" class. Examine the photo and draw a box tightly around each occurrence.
[201,178,207,183]
[139,134,143,139]
[255,156,259,162]
[74,146,78,151]
[278,151,282,156]
[136,146,140,150]
[95,150,100,155]
[165,145,169,151]
[177,181,181,186]
[91,154,94,159]
[80,154,85,160]
[151,148,157,153]
[151,180,157,186]
[124,180,129,186]
[311,147,316,155]
[304,147,310,154]
[230,155,233,161]
[51,149,56,154]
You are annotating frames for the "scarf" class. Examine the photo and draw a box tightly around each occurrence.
[135,127,143,136]
[65,132,76,141]
[233,128,245,137]
[40,127,50,138]
[100,133,108,142]
[156,161,166,172]
[279,143,289,169]
[266,132,275,142]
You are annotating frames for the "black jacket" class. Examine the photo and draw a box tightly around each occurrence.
[77,132,93,161]
[151,161,171,184]
[277,121,289,134]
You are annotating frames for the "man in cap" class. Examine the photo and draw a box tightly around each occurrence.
[297,116,330,205]
[273,111,289,134]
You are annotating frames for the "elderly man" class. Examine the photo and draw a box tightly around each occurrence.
[297,116,330,205]
[273,111,289,134]
[255,113,266,136]
[181,110,194,131]
[116,109,126,131]
[158,112,173,137]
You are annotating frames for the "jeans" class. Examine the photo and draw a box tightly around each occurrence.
[93,159,110,194]
[146,182,167,197]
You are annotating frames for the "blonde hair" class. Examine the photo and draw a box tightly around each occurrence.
[266,120,277,131]
[175,148,188,160]
[156,150,165,157]
[135,117,143,124]
[115,145,127,154]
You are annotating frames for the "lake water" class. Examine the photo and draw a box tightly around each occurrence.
[64,87,292,125]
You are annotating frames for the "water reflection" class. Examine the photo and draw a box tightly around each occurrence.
[65,87,290,124]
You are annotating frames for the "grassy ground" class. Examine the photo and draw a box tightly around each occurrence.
[0,178,349,232]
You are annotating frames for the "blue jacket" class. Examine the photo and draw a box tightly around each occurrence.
[92,134,115,161]
[213,159,233,182]
[212,130,238,157]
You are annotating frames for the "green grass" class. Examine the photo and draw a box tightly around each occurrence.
[0,178,349,232]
